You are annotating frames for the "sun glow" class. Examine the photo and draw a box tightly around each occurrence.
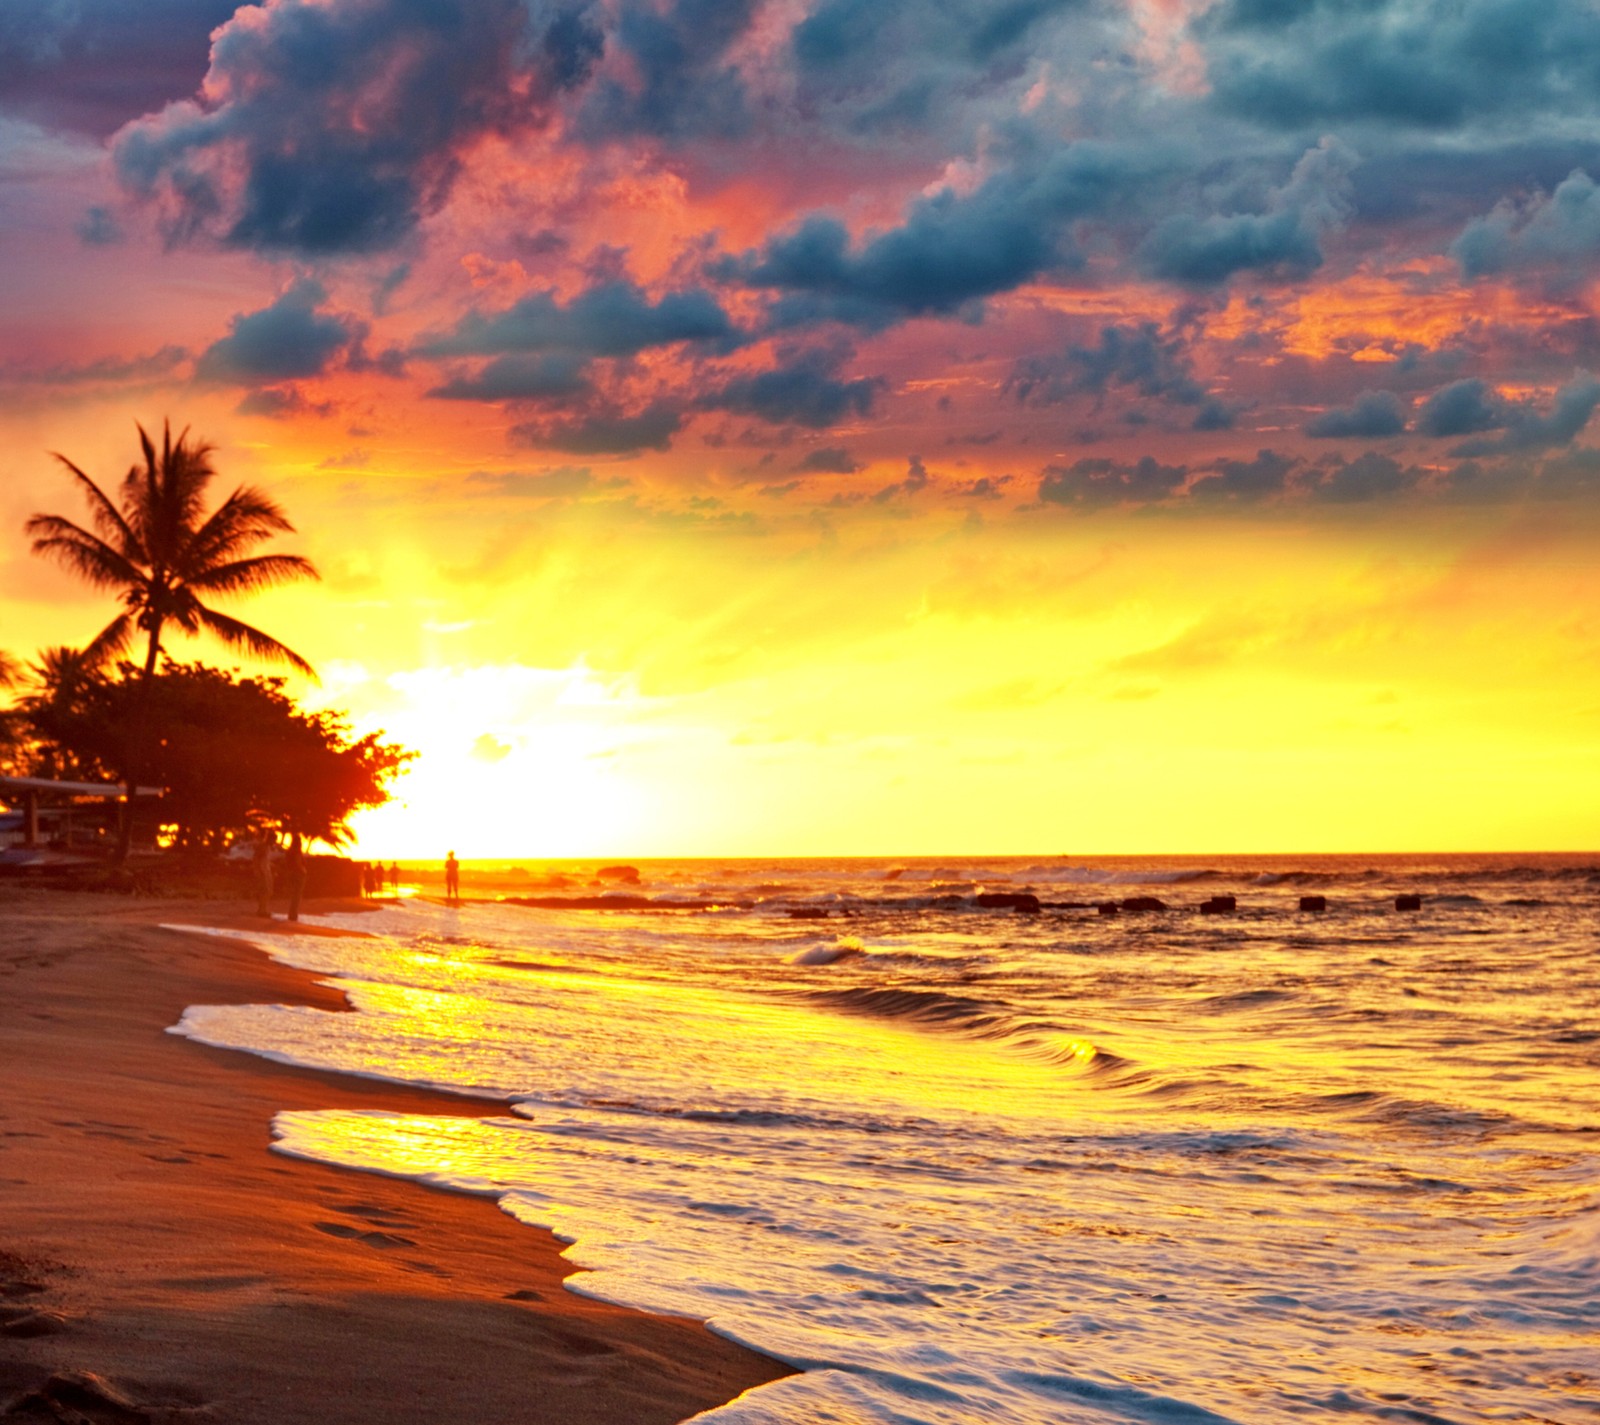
[334,661,653,859]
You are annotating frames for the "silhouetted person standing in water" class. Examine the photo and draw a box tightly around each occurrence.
[286,832,307,923]
[445,850,460,906]
[389,861,400,894]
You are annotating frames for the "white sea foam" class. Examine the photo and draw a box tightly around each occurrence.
[173,858,1600,1425]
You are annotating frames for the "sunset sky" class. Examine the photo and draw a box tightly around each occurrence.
[3,0,1599,857]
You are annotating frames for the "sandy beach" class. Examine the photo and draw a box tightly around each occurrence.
[0,888,792,1424]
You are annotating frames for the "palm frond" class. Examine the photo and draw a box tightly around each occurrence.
[194,605,318,679]
[183,485,299,570]
[184,553,320,596]
[49,453,143,559]
[26,517,146,590]
[80,613,136,667]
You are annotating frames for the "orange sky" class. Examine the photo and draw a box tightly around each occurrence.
[3,0,1600,856]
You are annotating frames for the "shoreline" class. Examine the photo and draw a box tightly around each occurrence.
[0,888,793,1423]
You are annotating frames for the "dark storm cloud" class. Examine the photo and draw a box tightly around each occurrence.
[732,143,1141,328]
[701,347,881,429]
[112,0,600,256]
[196,280,364,384]
[422,282,738,360]
[427,353,593,402]
[1138,138,1355,286]
[1008,322,1208,408]
[0,0,238,138]
[1038,455,1189,508]
[1304,390,1408,438]
[1196,0,1600,132]
[1452,170,1600,282]
[578,0,754,141]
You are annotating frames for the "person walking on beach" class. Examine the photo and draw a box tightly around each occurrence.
[285,832,307,923]
[252,830,275,919]
[445,850,460,906]
[389,861,400,894]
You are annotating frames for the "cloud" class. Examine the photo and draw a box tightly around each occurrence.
[732,142,1139,327]
[422,282,738,359]
[234,385,335,419]
[0,0,237,137]
[874,453,931,501]
[513,401,684,455]
[1452,169,1600,282]
[74,204,122,245]
[196,280,365,384]
[1306,451,1423,502]
[702,346,881,429]
[1188,448,1297,500]
[1010,321,1209,408]
[1038,455,1188,508]
[1448,372,1600,456]
[1304,389,1408,438]
[0,344,188,388]
[1138,137,1356,286]
[794,447,860,474]
[111,0,600,256]
[1416,379,1509,438]
[578,0,755,141]
[1197,0,1600,132]
[428,353,593,402]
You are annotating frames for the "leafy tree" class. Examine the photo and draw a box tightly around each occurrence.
[25,420,320,855]
[26,661,413,851]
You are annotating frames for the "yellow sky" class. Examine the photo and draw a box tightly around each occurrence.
[11,444,1585,858]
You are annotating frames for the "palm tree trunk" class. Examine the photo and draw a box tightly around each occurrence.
[113,626,163,866]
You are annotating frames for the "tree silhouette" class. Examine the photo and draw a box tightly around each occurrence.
[25,420,319,857]
[26,420,318,679]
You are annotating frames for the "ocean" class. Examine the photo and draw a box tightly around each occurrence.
[169,855,1598,1425]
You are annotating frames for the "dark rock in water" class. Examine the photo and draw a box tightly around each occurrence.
[974,892,1042,912]
[1121,896,1168,912]
[1299,894,1328,912]
[506,894,746,912]
[1040,900,1096,910]
[788,907,831,919]
[1394,893,1422,911]
[596,864,641,883]
[1199,895,1236,914]
[1097,901,1120,916]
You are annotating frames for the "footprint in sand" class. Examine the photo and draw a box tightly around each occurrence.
[311,1221,417,1248]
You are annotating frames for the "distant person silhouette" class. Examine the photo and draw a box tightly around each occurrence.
[389,861,400,894]
[445,850,460,905]
[286,832,307,923]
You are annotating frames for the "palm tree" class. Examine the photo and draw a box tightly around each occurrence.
[26,420,319,857]
[27,420,318,680]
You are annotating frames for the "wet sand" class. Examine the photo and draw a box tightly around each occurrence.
[0,888,793,1423]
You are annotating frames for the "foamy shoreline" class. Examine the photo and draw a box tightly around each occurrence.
[0,888,792,1424]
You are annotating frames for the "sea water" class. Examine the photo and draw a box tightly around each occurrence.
[168,855,1599,1424]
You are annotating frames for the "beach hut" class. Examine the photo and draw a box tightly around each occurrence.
[0,774,163,861]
